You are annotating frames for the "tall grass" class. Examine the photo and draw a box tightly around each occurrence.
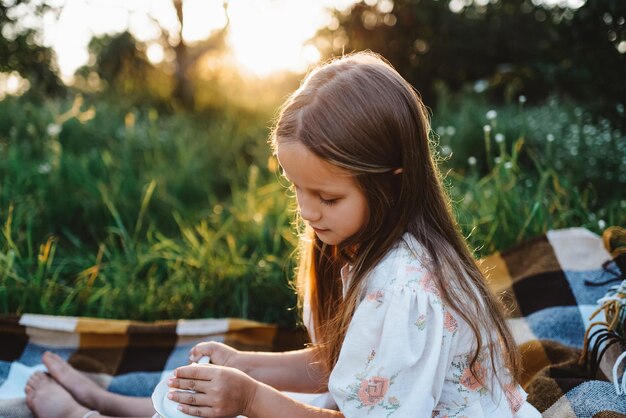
[0,93,624,326]
[433,91,625,255]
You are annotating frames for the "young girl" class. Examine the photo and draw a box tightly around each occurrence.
[25,51,540,418]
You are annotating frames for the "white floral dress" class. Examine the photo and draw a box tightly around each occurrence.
[306,233,541,418]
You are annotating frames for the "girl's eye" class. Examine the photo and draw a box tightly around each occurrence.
[319,197,338,206]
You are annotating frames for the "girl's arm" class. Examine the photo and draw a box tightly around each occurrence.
[169,363,342,418]
[190,342,326,393]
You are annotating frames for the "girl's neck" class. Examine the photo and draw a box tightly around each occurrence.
[338,243,358,264]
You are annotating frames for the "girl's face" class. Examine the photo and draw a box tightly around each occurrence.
[277,140,368,246]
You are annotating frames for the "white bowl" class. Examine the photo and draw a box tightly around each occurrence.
[151,356,210,418]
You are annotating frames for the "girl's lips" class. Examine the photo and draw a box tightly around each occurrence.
[312,226,329,233]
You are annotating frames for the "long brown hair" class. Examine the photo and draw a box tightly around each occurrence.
[270,51,520,387]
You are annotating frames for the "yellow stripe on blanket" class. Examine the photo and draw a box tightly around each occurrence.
[76,318,132,334]
[481,252,522,317]
[481,251,513,293]
[518,339,552,387]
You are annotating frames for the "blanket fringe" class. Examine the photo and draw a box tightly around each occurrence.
[580,227,626,390]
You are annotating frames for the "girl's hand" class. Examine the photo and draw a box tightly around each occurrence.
[189,341,239,368]
[168,364,258,417]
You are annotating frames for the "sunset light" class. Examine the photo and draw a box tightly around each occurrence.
[41,0,353,80]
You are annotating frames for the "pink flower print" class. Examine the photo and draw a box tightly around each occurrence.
[459,363,485,391]
[418,273,440,296]
[358,376,390,406]
[443,311,458,333]
[415,314,426,330]
[366,289,385,305]
[504,384,524,412]
[405,264,423,273]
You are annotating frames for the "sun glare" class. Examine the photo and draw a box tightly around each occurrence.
[226,0,326,76]
[43,0,345,81]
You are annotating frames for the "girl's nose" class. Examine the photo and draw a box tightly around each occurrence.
[298,193,321,223]
[300,205,321,222]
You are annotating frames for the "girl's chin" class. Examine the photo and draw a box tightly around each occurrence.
[314,231,345,246]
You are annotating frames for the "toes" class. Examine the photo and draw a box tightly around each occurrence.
[44,351,63,363]
[24,381,36,409]
[43,351,63,372]
[43,352,75,384]
[27,371,46,389]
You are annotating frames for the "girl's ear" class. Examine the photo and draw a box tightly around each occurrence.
[392,168,404,175]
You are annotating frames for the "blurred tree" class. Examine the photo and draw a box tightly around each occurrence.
[556,0,626,116]
[314,0,625,115]
[170,0,230,110]
[73,0,231,110]
[0,0,63,96]
[80,32,153,96]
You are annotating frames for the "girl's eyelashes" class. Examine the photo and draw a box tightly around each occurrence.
[293,184,339,206]
[319,196,338,206]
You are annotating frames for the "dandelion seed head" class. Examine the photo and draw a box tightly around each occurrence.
[468,156,477,166]
[46,123,61,136]
[518,95,527,104]
[38,163,52,174]
[473,79,489,93]
[486,110,497,120]
[547,134,555,142]
[483,125,492,133]
[495,133,505,143]
[504,161,513,169]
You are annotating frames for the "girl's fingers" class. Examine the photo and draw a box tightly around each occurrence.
[175,364,213,381]
[167,390,210,407]
[169,377,207,392]
[189,342,214,362]
[177,404,213,417]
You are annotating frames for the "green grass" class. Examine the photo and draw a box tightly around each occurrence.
[0,93,624,327]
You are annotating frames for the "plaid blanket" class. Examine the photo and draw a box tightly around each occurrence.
[0,317,307,417]
[480,227,626,417]
[0,227,624,417]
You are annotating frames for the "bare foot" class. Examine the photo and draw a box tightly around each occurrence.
[25,371,91,418]
[42,351,106,412]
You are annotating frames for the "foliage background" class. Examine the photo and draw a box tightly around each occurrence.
[1,0,624,327]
